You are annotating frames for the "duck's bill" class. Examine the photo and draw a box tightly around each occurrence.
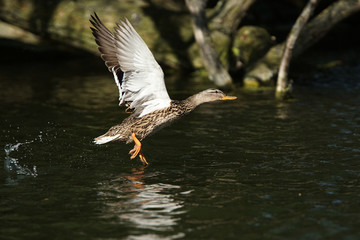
[221,96,237,101]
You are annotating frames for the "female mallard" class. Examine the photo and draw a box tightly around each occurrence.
[90,13,236,165]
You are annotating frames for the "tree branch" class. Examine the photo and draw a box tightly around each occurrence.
[276,0,319,100]
[185,0,232,87]
[212,0,256,35]
[245,0,360,88]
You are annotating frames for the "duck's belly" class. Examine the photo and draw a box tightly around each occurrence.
[129,110,192,143]
[129,114,177,142]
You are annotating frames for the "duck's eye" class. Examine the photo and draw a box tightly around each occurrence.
[209,89,221,94]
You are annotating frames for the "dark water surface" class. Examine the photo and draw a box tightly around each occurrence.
[1,59,360,240]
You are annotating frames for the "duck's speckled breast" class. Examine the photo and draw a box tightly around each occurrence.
[128,100,194,142]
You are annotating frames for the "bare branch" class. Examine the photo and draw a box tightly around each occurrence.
[186,0,232,87]
[294,0,360,56]
[245,0,360,88]
[212,0,256,35]
[276,0,319,99]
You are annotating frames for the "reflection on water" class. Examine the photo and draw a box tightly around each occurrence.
[275,102,291,120]
[97,166,185,239]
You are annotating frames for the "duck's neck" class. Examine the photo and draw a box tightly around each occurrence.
[184,92,209,109]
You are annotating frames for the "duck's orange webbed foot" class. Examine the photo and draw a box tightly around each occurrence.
[129,133,148,165]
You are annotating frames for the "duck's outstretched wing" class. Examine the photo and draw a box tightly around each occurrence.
[90,13,123,100]
[90,13,171,117]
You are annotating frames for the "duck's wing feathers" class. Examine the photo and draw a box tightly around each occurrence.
[90,13,123,95]
[90,13,171,117]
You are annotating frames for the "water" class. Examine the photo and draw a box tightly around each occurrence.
[1,58,360,239]
[4,142,38,178]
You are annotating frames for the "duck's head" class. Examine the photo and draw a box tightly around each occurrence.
[188,88,237,106]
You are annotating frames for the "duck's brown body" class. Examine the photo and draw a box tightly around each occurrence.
[95,100,194,144]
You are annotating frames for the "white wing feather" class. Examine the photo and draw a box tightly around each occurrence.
[114,19,171,117]
[111,67,123,104]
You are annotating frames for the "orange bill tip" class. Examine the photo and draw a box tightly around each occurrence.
[221,96,237,101]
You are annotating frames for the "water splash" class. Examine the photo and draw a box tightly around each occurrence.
[4,142,38,177]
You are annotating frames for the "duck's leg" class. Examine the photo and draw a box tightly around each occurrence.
[129,133,141,158]
[138,150,148,165]
[129,133,148,165]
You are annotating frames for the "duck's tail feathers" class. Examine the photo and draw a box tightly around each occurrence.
[93,134,122,145]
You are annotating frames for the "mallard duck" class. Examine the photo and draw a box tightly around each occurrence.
[90,13,236,165]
